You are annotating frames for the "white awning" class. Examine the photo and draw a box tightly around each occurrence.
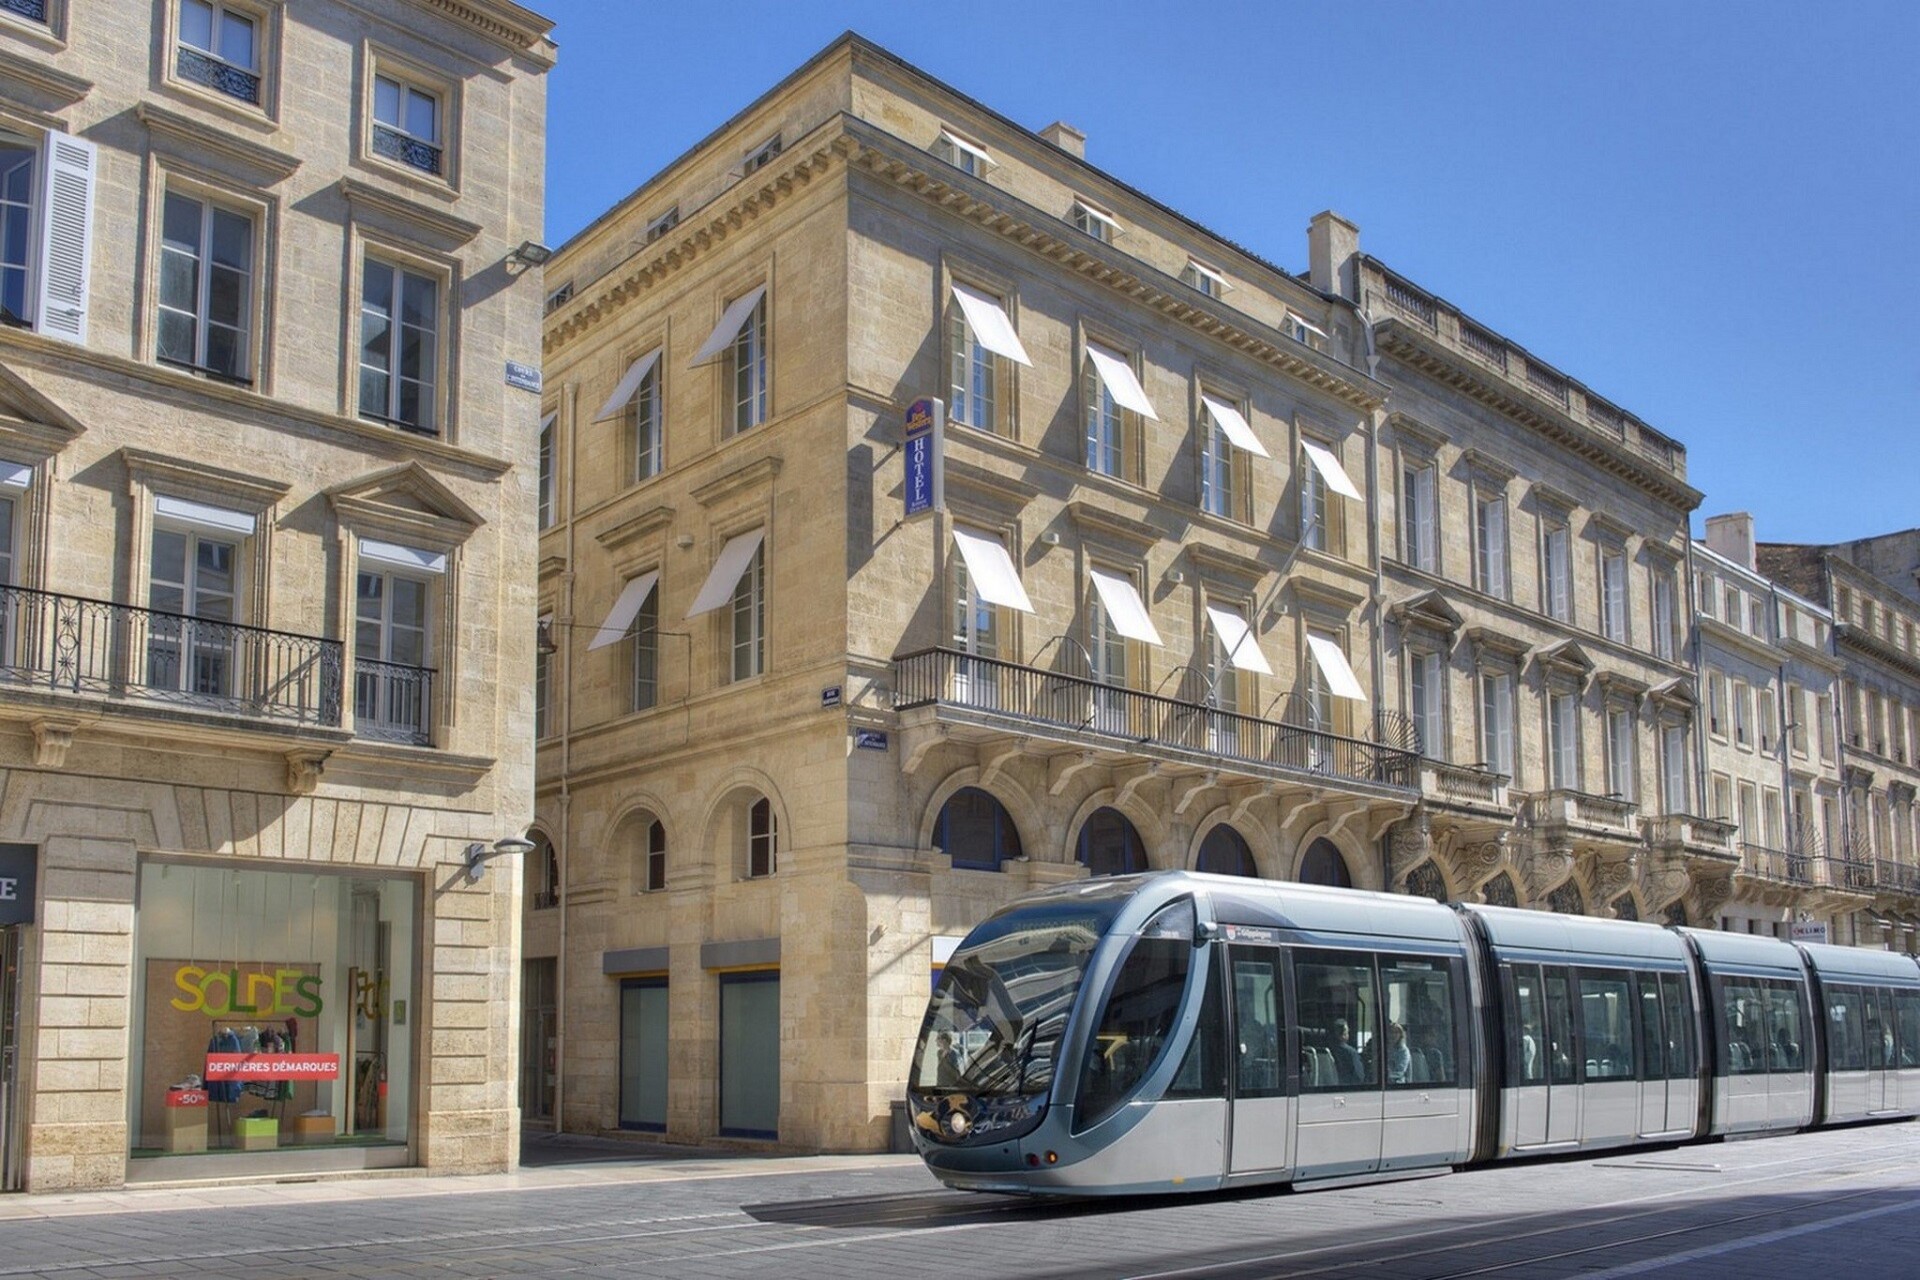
[1307,634,1367,702]
[587,571,659,651]
[951,282,1032,366]
[689,286,766,366]
[1301,438,1361,500]
[1085,344,1158,420]
[951,526,1033,614]
[594,349,661,420]
[0,459,31,489]
[939,131,993,171]
[1205,605,1271,675]
[1200,394,1268,458]
[1089,568,1162,646]
[1286,311,1329,340]
[538,411,555,432]
[359,538,447,574]
[687,529,764,617]
[1187,260,1228,292]
[156,495,254,536]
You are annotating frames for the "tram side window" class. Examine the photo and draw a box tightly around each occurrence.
[1894,989,1920,1068]
[1766,981,1805,1071]
[1381,956,1454,1086]
[1826,985,1865,1071]
[1165,952,1228,1100]
[1659,973,1694,1079]
[1637,975,1666,1082]
[1230,949,1285,1098]
[1720,978,1767,1074]
[1510,965,1546,1085]
[1296,951,1379,1090]
[1544,967,1577,1084]
[1578,971,1635,1081]
[1864,987,1893,1070]
[1074,900,1195,1130]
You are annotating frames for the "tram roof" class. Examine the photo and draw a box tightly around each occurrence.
[1795,940,1920,986]
[1459,903,1690,963]
[1676,927,1807,976]
[1178,873,1467,944]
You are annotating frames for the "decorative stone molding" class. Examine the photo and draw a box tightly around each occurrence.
[1523,844,1576,898]
[1636,855,1692,910]
[1387,811,1432,884]
[32,718,78,768]
[285,750,330,796]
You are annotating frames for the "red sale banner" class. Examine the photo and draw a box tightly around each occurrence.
[165,1088,209,1107]
[204,1053,341,1081]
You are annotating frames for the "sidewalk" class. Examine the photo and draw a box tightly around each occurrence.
[0,1130,925,1223]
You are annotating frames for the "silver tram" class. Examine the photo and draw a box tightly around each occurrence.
[906,872,1920,1196]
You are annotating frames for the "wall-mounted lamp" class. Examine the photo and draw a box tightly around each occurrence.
[507,240,554,268]
[1040,531,1062,547]
[1166,569,1185,584]
[536,620,558,655]
[464,835,537,882]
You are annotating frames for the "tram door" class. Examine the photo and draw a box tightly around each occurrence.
[1636,974,1670,1136]
[1291,949,1383,1178]
[1863,987,1891,1113]
[1509,964,1579,1148]
[1227,947,1290,1175]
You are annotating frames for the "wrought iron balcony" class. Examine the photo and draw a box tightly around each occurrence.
[1,0,46,22]
[176,46,261,105]
[372,124,443,175]
[353,657,435,746]
[892,647,1416,793]
[1740,842,1815,886]
[1818,857,1877,893]
[0,584,340,727]
[1876,860,1920,897]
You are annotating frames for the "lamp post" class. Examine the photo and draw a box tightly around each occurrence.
[463,835,537,882]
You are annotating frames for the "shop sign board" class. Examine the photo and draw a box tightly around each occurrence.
[0,843,35,926]
[904,397,944,519]
[204,1053,341,1081]
[1791,921,1829,944]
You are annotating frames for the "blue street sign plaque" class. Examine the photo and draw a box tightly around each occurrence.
[904,396,943,519]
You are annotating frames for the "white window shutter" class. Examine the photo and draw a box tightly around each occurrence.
[36,132,97,346]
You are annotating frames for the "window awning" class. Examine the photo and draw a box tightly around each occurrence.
[1301,438,1361,500]
[156,495,254,536]
[1285,311,1329,340]
[594,349,661,420]
[1205,605,1271,675]
[952,526,1033,614]
[939,130,993,171]
[1307,634,1367,702]
[1089,568,1162,646]
[1200,394,1268,458]
[587,571,659,650]
[0,459,31,489]
[1085,344,1158,421]
[951,282,1032,366]
[689,286,766,367]
[687,529,764,617]
[360,538,447,575]
[539,411,555,433]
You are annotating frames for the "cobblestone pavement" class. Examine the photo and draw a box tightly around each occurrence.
[0,1123,1916,1278]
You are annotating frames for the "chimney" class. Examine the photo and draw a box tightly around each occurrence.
[1039,121,1085,159]
[1308,211,1361,301]
[1705,512,1757,570]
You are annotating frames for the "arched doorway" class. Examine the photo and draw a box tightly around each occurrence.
[1297,838,1353,888]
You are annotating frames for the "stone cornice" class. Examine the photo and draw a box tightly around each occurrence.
[1066,500,1162,556]
[137,102,300,184]
[1376,318,1703,513]
[339,177,482,250]
[409,0,556,63]
[122,447,290,510]
[1837,623,1920,681]
[0,45,91,108]
[1698,615,1781,667]
[691,455,783,508]
[1183,541,1270,594]
[594,504,676,553]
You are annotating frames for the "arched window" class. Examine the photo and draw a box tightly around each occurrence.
[1546,882,1584,915]
[934,787,1021,871]
[527,828,559,910]
[1663,901,1688,928]
[1613,895,1638,922]
[1195,825,1256,877]
[643,819,666,892]
[1406,861,1447,903]
[1078,807,1146,877]
[1297,838,1352,888]
[748,797,776,878]
[1483,872,1520,908]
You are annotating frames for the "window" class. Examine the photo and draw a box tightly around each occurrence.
[1733,679,1751,748]
[1600,549,1627,642]
[0,137,34,327]
[1088,579,1129,732]
[630,360,662,482]
[1606,707,1635,802]
[1383,957,1456,1086]
[1297,950,1377,1090]
[148,524,239,698]
[1070,200,1118,243]
[1708,672,1727,737]
[747,796,777,877]
[948,289,1000,434]
[1075,901,1195,1129]
[1198,398,1243,519]
[353,561,434,744]
[177,0,261,106]
[629,579,658,713]
[1083,343,1148,480]
[1475,490,1508,598]
[934,787,1022,871]
[1578,972,1635,1080]
[1651,570,1676,661]
[1817,691,1835,760]
[1724,583,1743,632]
[359,259,439,434]
[1542,519,1572,621]
[1401,460,1437,573]
[619,976,668,1132]
[643,206,679,244]
[1300,437,1355,557]
[536,414,554,530]
[1410,648,1444,760]
[1196,825,1256,877]
[157,190,253,382]
[741,135,781,175]
[1738,781,1758,843]
[1763,788,1784,849]
[730,543,764,681]
[718,971,779,1138]
[641,819,666,892]
[372,74,443,175]
[1786,683,1807,756]
[1758,686,1776,754]
[542,281,573,315]
[1549,689,1578,789]
[534,614,552,739]
[1077,807,1146,877]
[1711,773,1732,822]
[725,292,767,435]
[933,129,990,176]
[1183,259,1226,298]
[1480,670,1515,779]
[1661,724,1688,813]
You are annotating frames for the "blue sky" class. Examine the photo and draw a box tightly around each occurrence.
[538,1,1918,545]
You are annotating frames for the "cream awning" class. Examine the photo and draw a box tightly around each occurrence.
[1089,568,1162,646]
[1205,605,1271,675]
[687,529,764,617]
[1086,343,1158,420]
[952,527,1033,614]
[587,571,659,650]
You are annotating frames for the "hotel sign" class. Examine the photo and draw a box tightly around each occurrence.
[904,396,944,519]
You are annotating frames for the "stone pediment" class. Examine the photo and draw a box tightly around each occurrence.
[1533,638,1596,679]
[1387,589,1464,637]
[1466,624,1530,662]
[328,461,484,546]
[1648,676,1697,710]
[0,362,86,457]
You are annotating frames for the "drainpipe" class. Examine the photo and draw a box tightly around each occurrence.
[1685,539,1707,825]
[554,382,577,1136]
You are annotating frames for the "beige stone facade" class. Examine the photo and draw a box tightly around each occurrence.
[0,0,553,1191]
[532,35,1903,1156]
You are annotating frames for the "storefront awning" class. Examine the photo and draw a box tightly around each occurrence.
[687,529,764,617]
[952,527,1033,614]
[594,349,661,420]
[951,283,1032,366]
[587,571,659,650]
[1307,634,1367,702]
[1301,438,1361,500]
[1086,344,1158,420]
[689,286,766,366]
[1205,605,1271,675]
[1200,394,1267,458]
[1089,568,1162,646]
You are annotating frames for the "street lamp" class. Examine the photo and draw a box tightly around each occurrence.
[464,834,538,882]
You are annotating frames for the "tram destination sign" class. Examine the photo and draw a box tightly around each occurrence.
[0,842,36,925]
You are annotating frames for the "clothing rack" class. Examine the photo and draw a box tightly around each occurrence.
[205,1017,298,1131]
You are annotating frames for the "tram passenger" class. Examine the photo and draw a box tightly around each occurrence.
[1331,1019,1365,1084]
[934,1032,965,1089]
[1385,1022,1412,1083]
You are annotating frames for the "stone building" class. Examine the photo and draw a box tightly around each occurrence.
[0,0,554,1191]
[1692,515,1850,938]
[1760,531,1920,950]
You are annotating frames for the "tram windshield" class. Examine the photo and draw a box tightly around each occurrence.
[911,896,1124,1097]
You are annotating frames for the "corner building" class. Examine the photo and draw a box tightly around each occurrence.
[0,0,553,1190]
[534,36,1738,1152]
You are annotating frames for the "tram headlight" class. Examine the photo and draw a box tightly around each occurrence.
[945,1109,972,1138]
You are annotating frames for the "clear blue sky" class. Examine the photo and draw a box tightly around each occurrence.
[538,1,1918,546]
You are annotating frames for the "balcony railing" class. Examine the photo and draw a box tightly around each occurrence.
[1741,842,1815,885]
[1817,857,1876,893]
[1876,860,1920,896]
[0,584,341,727]
[352,657,435,746]
[372,125,443,175]
[893,647,1416,791]
[1422,759,1510,810]
[1,0,47,21]
[176,46,261,105]
[1526,788,1639,835]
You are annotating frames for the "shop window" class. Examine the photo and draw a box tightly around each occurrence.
[934,786,1021,871]
[1195,824,1255,877]
[1077,806,1146,877]
[719,971,779,1138]
[619,977,668,1132]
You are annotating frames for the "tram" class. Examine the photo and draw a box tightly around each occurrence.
[906,872,1920,1196]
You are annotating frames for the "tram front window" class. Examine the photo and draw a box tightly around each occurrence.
[1075,899,1197,1130]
